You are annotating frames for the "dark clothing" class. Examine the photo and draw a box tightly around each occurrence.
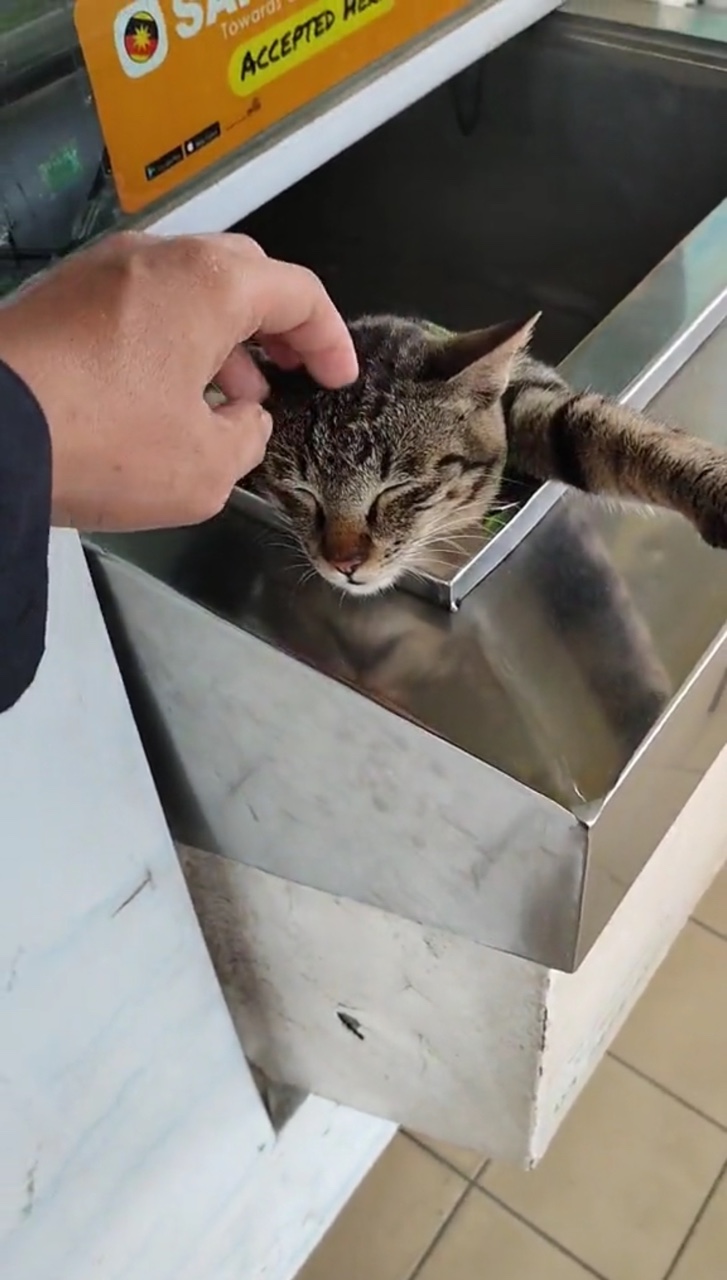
[0,360,51,713]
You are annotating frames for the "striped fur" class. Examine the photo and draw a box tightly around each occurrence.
[247,315,727,595]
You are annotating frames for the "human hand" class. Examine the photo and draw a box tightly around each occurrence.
[0,231,358,531]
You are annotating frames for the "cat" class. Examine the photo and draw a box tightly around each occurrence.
[245,313,727,595]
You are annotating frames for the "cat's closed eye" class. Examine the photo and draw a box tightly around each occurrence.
[289,486,326,525]
[291,485,320,506]
[438,454,492,474]
[367,479,434,525]
[367,482,412,527]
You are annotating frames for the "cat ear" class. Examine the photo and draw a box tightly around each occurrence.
[427,315,540,398]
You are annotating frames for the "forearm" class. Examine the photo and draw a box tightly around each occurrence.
[0,358,52,712]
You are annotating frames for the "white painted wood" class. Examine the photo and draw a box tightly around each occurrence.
[0,531,291,1278]
[0,530,393,1280]
[176,1098,393,1280]
[178,745,727,1167]
[533,748,727,1158]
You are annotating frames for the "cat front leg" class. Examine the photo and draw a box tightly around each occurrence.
[676,443,727,548]
[503,377,727,547]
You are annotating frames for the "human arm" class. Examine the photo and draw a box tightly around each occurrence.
[0,231,357,707]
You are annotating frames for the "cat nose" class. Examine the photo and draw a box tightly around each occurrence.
[324,529,372,579]
[329,553,367,578]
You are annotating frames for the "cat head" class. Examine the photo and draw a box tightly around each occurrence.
[248,313,538,595]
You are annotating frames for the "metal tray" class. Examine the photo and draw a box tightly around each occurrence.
[227,480,564,611]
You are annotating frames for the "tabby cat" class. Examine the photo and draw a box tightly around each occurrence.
[246,314,727,595]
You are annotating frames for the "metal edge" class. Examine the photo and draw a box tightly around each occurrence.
[447,485,565,606]
[562,0,727,47]
[228,487,287,532]
[618,284,727,412]
[574,399,727,839]
[439,192,727,598]
[574,621,727,968]
[561,197,727,402]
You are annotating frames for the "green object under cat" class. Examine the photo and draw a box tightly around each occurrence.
[483,510,514,539]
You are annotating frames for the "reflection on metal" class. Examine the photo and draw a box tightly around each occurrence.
[87,9,727,973]
[229,480,561,610]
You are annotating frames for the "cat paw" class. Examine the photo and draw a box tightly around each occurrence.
[698,512,727,549]
[694,476,727,549]
[683,450,727,548]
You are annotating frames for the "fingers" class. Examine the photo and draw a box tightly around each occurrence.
[215,344,269,403]
[241,257,359,388]
[91,230,359,390]
[211,399,273,482]
[185,233,358,388]
[258,336,302,371]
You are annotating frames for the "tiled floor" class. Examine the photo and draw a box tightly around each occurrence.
[297,868,727,1280]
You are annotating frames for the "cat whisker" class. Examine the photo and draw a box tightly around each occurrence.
[421,533,482,556]
[262,535,305,558]
[427,532,483,548]
[282,555,319,583]
[276,546,313,565]
[498,475,536,492]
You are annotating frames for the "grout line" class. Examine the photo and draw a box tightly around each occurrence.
[663,1157,727,1280]
[608,1052,727,1133]
[691,916,727,944]
[408,1183,479,1280]
[404,1132,490,1183]
[473,1183,611,1280]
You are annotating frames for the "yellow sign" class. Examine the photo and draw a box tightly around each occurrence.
[74,0,473,214]
[227,0,392,97]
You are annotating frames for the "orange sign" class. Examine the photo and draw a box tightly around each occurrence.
[74,0,473,213]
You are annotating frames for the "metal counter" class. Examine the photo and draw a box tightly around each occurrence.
[87,6,727,973]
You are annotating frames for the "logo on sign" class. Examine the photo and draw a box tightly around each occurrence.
[114,0,169,77]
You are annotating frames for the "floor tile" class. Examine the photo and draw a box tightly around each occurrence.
[614,922,727,1127]
[692,865,727,939]
[408,1132,487,1179]
[297,1133,467,1280]
[480,1057,726,1280]
[670,1165,727,1280]
[417,1190,592,1280]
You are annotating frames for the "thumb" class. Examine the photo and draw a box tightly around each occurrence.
[212,399,273,481]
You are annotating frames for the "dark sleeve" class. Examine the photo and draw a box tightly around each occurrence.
[0,359,52,713]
